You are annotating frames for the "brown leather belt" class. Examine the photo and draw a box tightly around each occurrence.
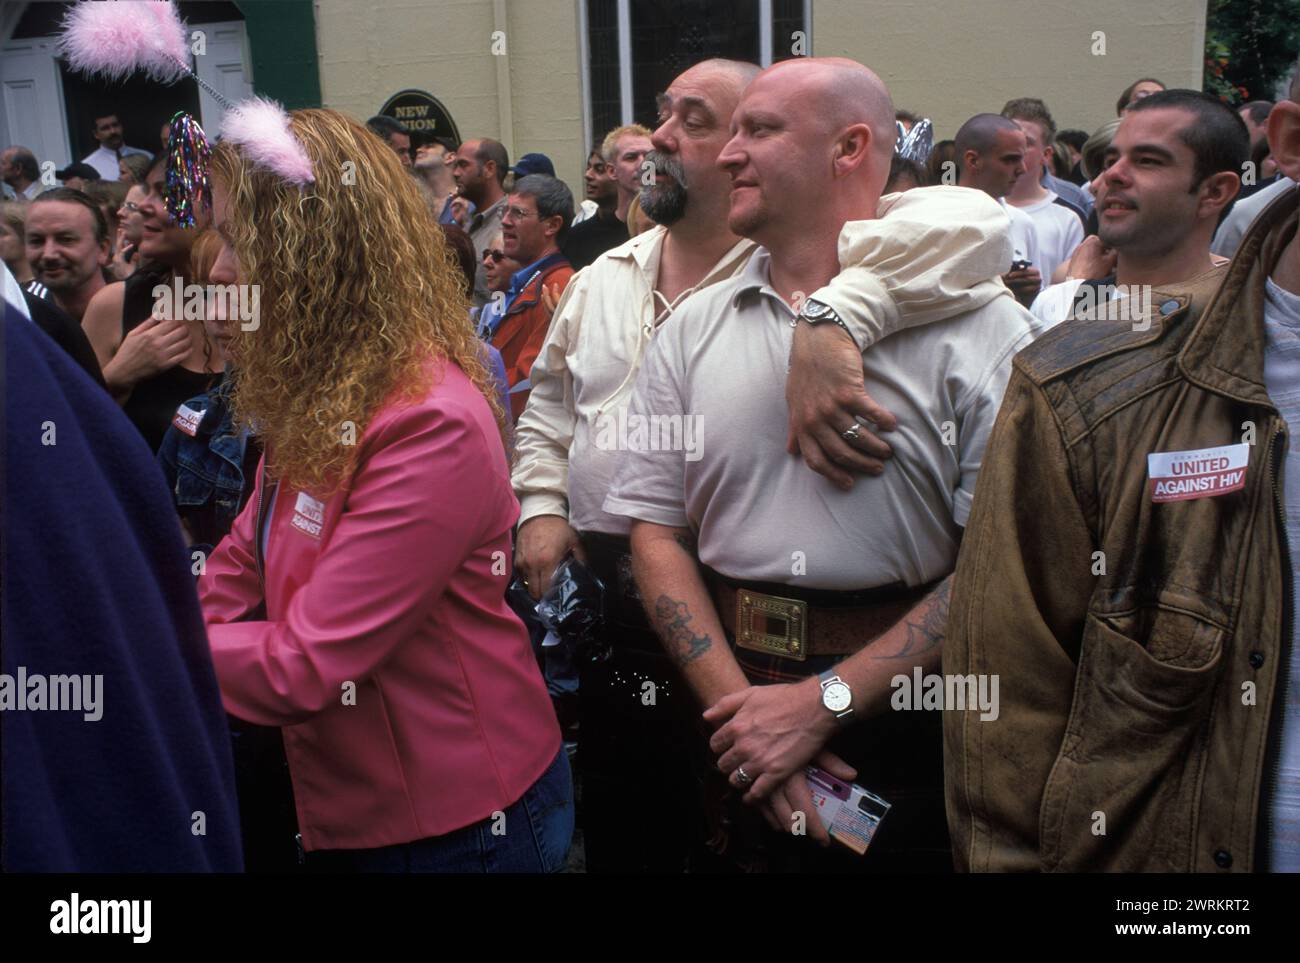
[710,579,934,661]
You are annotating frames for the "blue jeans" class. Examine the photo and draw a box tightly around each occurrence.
[306,750,574,873]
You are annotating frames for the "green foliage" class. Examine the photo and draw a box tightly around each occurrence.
[1204,0,1300,103]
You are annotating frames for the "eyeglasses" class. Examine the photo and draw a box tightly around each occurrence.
[483,249,506,263]
[503,205,541,222]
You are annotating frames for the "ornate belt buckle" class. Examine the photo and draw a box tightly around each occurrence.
[736,589,808,661]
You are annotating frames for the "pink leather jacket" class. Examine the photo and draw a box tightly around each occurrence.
[198,359,559,852]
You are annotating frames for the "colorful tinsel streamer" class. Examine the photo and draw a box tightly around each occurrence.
[164,112,212,228]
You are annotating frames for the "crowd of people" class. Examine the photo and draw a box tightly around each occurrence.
[5,43,1300,875]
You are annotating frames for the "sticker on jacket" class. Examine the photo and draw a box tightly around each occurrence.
[1147,443,1248,503]
[291,491,326,538]
[171,404,204,437]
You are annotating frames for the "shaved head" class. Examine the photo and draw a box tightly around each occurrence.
[955,114,1022,166]
[760,57,896,163]
[718,56,898,251]
[691,57,761,90]
[954,114,1026,197]
[671,58,761,108]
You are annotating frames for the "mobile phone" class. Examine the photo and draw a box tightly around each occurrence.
[1010,258,1032,272]
[805,765,891,856]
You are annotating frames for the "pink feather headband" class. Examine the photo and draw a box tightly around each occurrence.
[220,98,316,186]
[57,0,314,186]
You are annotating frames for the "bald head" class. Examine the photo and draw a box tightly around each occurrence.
[718,56,898,248]
[757,58,896,163]
[693,58,761,87]
[953,113,1026,198]
[673,58,761,110]
[2,146,39,188]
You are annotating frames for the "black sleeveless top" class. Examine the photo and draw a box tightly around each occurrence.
[121,268,220,454]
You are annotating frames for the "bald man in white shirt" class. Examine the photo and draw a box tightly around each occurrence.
[605,57,1037,872]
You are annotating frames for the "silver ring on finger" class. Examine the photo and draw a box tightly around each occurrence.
[735,765,754,787]
[841,422,862,443]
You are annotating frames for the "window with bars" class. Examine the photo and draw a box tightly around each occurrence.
[585,0,807,147]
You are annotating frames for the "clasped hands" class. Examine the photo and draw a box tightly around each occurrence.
[703,677,855,846]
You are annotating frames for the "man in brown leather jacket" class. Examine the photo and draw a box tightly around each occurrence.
[946,84,1300,872]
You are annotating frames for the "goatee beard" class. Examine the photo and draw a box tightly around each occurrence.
[638,150,689,226]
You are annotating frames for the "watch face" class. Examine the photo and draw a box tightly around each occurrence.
[801,298,834,321]
[823,682,852,712]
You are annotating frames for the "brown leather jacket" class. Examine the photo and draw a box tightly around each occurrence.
[945,186,1298,872]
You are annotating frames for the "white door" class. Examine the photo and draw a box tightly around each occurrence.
[193,20,253,137]
[1,36,71,170]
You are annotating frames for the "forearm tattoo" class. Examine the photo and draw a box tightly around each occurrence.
[652,595,713,667]
[876,577,952,660]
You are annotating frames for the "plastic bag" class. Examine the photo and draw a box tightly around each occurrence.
[507,556,608,663]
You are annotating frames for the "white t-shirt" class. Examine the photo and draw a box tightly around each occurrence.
[1001,199,1042,292]
[603,248,1041,589]
[1263,275,1300,871]
[1012,191,1085,290]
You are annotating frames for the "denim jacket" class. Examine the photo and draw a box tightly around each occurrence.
[158,377,258,560]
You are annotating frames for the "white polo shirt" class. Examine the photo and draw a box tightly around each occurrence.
[603,248,1042,590]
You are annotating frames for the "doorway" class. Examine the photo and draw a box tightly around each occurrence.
[2,2,250,171]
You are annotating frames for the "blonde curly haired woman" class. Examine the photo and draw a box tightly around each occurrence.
[199,108,571,873]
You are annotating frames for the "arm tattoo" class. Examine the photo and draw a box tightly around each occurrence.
[876,578,952,660]
[652,594,713,666]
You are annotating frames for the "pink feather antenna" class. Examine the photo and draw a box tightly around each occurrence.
[59,1,314,188]
[57,0,191,85]
[221,97,316,186]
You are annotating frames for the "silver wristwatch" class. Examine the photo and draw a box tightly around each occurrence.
[793,297,850,333]
[818,669,854,724]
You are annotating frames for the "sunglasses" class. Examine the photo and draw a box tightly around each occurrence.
[483,249,506,263]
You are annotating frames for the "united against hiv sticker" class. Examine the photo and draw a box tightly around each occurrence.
[171,403,204,437]
[1147,443,1249,503]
